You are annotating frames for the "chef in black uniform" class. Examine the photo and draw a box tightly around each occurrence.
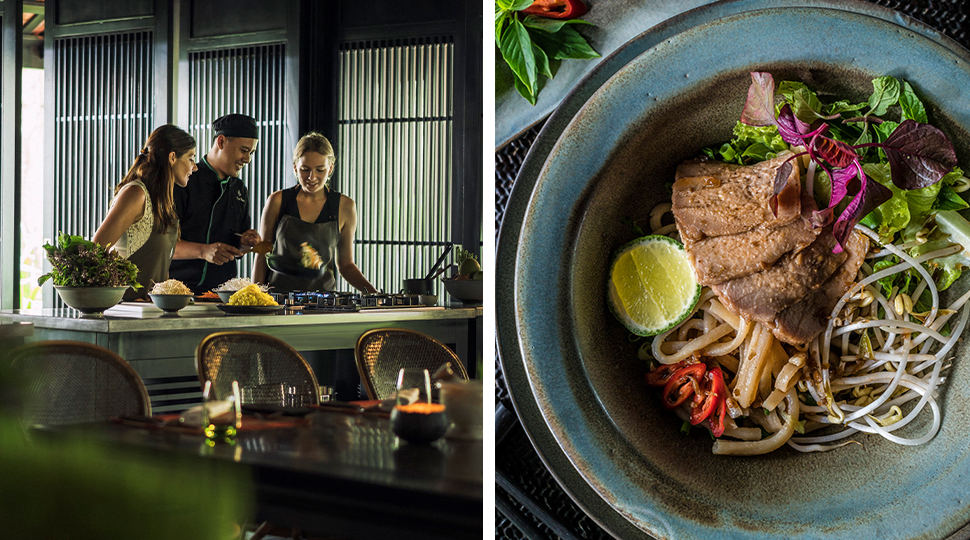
[170,114,262,294]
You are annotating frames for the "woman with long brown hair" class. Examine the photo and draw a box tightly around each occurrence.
[93,124,197,300]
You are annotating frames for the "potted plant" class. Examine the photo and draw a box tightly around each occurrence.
[37,233,140,314]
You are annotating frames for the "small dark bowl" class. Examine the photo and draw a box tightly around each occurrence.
[149,294,193,313]
[442,279,483,304]
[390,407,447,445]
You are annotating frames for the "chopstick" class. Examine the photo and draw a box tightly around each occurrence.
[424,244,453,280]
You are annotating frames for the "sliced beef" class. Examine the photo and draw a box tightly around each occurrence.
[771,231,869,345]
[672,154,802,242]
[710,230,846,325]
[686,219,819,285]
[670,154,869,346]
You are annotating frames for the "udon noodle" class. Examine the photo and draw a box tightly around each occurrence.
[645,205,970,455]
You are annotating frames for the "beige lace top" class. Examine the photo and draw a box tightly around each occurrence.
[111,180,153,258]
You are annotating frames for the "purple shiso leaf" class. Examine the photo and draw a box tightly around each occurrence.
[768,160,794,216]
[813,136,857,169]
[879,119,957,189]
[827,161,862,210]
[812,207,834,228]
[775,104,815,145]
[740,72,776,127]
[831,167,893,252]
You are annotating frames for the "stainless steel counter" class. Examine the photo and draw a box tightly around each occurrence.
[3,306,483,412]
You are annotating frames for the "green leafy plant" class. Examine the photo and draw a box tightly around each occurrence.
[38,232,140,288]
[495,0,599,105]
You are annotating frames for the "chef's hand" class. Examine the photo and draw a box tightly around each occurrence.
[238,229,261,247]
[202,242,243,265]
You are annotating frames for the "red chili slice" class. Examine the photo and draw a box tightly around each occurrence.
[661,363,706,409]
[644,361,687,388]
[708,368,728,437]
[689,367,722,425]
[521,0,588,19]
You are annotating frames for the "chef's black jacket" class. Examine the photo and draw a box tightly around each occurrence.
[170,157,252,294]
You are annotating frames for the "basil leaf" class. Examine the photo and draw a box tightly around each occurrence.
[533,42,552,79]
[523,15,591,33]
[500,18,538,99]
[827,100,865,116]
[529,25,599,60]
[778,81,830,123]
[899,81,928,123]
[495,11,508,46]
[873,120,899,142]
[513,74,537,105]
[867,76,900,117]
[496,0,531,10]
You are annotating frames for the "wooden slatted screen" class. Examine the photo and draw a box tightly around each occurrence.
[51,31,154,251]
[186,43,287,279]
[337,37,454,295]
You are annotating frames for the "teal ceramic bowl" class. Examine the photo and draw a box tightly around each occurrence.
[54,286,127,314]
[496,1,970,539]
[148,294,193,313]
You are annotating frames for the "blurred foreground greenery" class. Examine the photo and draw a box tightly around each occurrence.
[0,350,253,539]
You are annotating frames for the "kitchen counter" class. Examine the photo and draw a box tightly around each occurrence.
[0,319,33,349]
[3,305,482,412]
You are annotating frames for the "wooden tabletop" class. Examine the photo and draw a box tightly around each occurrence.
[39,408,483,539]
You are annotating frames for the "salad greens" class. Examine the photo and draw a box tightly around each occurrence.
[38,232,140,289]
[706,72,970,295]
[495,0,599,105]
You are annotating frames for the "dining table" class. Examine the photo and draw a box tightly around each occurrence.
[494,1,970,538]
[37,404,483,540]
[3,305,483,413]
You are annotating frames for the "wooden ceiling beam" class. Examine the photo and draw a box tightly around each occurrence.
[22,13,42,34]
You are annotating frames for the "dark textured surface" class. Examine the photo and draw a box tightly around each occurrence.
[494,1,970,539]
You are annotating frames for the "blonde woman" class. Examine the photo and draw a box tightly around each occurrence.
[253,132,377,293]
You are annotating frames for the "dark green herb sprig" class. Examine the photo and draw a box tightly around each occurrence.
[495,0,599,105]
[38,232,140,289]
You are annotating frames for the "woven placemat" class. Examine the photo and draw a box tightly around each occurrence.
[495,2,970,538]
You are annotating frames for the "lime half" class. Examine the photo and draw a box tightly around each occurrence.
[608,235,701,336]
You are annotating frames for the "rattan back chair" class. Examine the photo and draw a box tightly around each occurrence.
[196,331,320,406]
[8,340,151,426]
[354,328,469,400]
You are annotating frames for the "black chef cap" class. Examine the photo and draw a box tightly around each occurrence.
[212,114,258,139]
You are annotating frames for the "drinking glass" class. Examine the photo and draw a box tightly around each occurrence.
[395,368,431,406]
[202,380,241,444]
